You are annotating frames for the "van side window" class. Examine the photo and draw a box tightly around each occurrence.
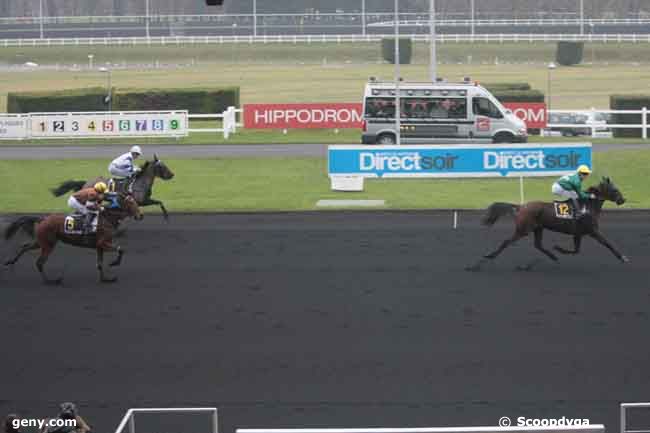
[365,97,395,118]
[402,98,467,119]
[473,97,503,119]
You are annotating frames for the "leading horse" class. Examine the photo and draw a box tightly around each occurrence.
[4,194,143,284]
[51,154,174,220]
[467,177,628,271]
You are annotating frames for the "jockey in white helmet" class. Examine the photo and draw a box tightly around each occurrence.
[108,145,142,178]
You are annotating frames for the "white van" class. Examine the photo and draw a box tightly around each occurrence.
[361,79,528,144]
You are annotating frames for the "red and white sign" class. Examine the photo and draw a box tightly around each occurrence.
[476,117,490,131]
[244,103,363,129]
[503,102,547,129]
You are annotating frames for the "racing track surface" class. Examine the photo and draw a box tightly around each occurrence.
[1,211,649,433]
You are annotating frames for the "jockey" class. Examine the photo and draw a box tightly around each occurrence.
[67,182,108,232]
[551,164,596,218]
[108,145,142,179]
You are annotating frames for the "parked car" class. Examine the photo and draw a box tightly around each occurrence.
[544,111,612,137]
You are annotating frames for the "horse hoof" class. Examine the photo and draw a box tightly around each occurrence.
[465,265,481,272]
[45,278,63,285]
[516,265,532,272]
[621,256,630,263]
[101,276,118,283]
[109,261,120,267]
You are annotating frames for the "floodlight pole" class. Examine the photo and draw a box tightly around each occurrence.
[394,0,401,146]
[253,0,257,37]
[579,0,584,35]
[429,0,436,82]
[39,0,44,39]
[470,0,474,37]
[361,0,366,36]
[145,0,150,38]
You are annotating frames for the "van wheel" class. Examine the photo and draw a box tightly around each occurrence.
[377,133,396,145]
[493,132,514,143]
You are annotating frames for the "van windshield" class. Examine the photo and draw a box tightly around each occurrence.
[473,97,503,119]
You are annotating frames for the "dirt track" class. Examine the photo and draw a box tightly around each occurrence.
[1,211,649,433]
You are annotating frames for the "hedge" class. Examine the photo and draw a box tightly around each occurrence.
[381,38,412,64]
[556,41,584,66]
[610,94,650,138]
[7,87,240,114]
[484,83,532,92]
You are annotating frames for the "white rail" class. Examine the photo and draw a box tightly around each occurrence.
[114,407,218,433]
[3,33,650,47]
[188,106,242,139]
[620,402,650,433]
[545,108,649,139]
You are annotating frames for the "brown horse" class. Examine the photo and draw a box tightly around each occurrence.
[51,154,174,220]
[467,177,628,271]
[4,194,143,284]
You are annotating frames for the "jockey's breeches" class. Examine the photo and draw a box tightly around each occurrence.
[68,196,89,214]
[551,182,579,199]
[108,163,133,178]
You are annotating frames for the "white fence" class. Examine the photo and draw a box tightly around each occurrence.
[188,106,242,139]
[4,33,650,47]
[114,407,218,433]
[545,108,649,139]
[620,402,650,433]
[0,107,241,140]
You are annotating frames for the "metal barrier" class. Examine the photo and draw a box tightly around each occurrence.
[620,402,650,433]
[114,407,218,433]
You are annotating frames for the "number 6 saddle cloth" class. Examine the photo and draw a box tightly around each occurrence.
[553,200,575,219]
[63,213,98,235]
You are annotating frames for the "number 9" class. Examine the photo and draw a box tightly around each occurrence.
[170,119,179,130]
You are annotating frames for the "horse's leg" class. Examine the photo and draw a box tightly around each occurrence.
[96,248,118,283]
[143,198,168,221]
[517,228,559,271]
[590,231,629,263]
[466,229,526,272]
[4,241,39,266]
[109,246,124,267]
[554,235,582,255]
[36,248,62,285]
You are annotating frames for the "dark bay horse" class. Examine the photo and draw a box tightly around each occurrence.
[4,194,143,284]
[51,154,174,220]
[467,177,628,271]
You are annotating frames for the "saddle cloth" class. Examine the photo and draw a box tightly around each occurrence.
[553,200,575,219]
[63,213,97,235]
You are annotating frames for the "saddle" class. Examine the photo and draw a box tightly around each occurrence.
[63,213,98,235]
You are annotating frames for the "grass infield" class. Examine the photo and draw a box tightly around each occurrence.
[1,148,648,213]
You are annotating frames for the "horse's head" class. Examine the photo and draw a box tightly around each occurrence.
[594,177,625,205]
[152,154,175,180]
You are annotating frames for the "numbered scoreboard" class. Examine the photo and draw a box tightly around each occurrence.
[29,111,188,138]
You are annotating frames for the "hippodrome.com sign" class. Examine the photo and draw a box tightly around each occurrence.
[328,143,592,178]
[244,102,547,129]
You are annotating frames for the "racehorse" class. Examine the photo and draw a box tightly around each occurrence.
[467,177,628,271]
[4,194,143,284]
[50,154,174,220]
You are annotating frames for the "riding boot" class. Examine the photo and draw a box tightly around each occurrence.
[571,198,585,220]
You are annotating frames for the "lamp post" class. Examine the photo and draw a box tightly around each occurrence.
[99,66,112,112]
[470,0,475,37]
[589,23,595,64]
[547,62,556,116]
[88,54,94,70]
[253,0,257,37]
[579,0,584,35]
[361,0,366,36]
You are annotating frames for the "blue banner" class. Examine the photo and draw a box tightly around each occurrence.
[328,144,592,178]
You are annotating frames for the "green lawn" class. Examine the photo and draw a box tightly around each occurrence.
[2,43,650,112]
[1,149,648,213]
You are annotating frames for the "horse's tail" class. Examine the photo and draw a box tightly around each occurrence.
[51,180,86,197]
[481,202,520,227]
[4,216,41,240]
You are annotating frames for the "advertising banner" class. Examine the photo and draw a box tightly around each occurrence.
[328,143,592,178]
[503,102,547,129]
[0,115,29,139]
[244,103,363,129]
